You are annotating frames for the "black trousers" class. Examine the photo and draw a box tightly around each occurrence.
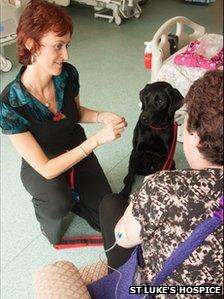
[99,193,135,271]
[20,153,112,245]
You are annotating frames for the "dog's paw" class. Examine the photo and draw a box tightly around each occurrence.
[171,161,176,170]
[123,175,129,185]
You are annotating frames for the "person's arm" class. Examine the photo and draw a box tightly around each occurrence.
[8,116,125,180]
[114,201,142,248]
[75,96,126,125]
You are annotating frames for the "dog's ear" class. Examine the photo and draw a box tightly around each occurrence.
[167,87,184,116]
[140,83,151,100]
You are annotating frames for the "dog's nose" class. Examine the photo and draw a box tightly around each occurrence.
[140,114,150,124]
[142,115,148,121]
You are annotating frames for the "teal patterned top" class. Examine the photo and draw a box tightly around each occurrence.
[0,63,79,134]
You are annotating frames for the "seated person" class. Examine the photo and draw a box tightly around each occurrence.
[100,70,223,293]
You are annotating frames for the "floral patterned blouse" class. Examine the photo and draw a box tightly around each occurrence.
[131,168,223,299]
[0,63,79,134]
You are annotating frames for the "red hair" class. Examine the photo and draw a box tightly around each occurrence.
[16,0,73,65]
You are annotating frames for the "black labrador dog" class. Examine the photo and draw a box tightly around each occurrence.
[120,81,183,198]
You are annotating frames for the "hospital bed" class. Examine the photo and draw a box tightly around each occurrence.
[0,0,22,72]
[53,0,142,25]
[148,16,206,142]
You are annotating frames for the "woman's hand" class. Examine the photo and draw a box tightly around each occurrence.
[97,111,127,127]
[93,118,126,145]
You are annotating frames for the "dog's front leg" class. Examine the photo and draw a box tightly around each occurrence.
[171,160,176,170]
[119,150,138,198]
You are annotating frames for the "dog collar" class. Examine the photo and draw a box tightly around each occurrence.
[149,124,171,131]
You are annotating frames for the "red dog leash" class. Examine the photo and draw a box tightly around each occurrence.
[149,121,178,171]
[161,122,178,171]
[51,142,103,250]
[54,235,104,250]
[53,167,104,250]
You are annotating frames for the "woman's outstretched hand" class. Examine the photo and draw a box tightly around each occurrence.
[97,111,127,127]
[93,117,127,145]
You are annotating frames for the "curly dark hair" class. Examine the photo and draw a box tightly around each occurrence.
[184,70,223,166]
[16,0,73,65]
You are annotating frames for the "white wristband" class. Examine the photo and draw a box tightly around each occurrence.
[96,111,100,123]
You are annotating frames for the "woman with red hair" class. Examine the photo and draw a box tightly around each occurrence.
[0,0,127,245]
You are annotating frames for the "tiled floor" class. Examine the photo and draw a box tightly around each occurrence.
[1,0,223,298]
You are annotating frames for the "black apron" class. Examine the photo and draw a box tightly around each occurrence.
[19,74,111,245]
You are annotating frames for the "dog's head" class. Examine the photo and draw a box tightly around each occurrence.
[139,82,183,127]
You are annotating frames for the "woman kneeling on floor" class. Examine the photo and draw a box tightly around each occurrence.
[0,0,127,246]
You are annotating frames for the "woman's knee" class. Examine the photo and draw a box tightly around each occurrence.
[33,191,72,219]
[48,187,73,218]
[27,175,72,219]
[48,197,72,219]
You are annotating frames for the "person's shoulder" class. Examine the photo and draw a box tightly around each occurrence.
[143,168,223,197]
[144,169,189,184]
[144,168,219,183]
[143,169,203,192]
[0,78,28,108]
[0,81,14,104]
